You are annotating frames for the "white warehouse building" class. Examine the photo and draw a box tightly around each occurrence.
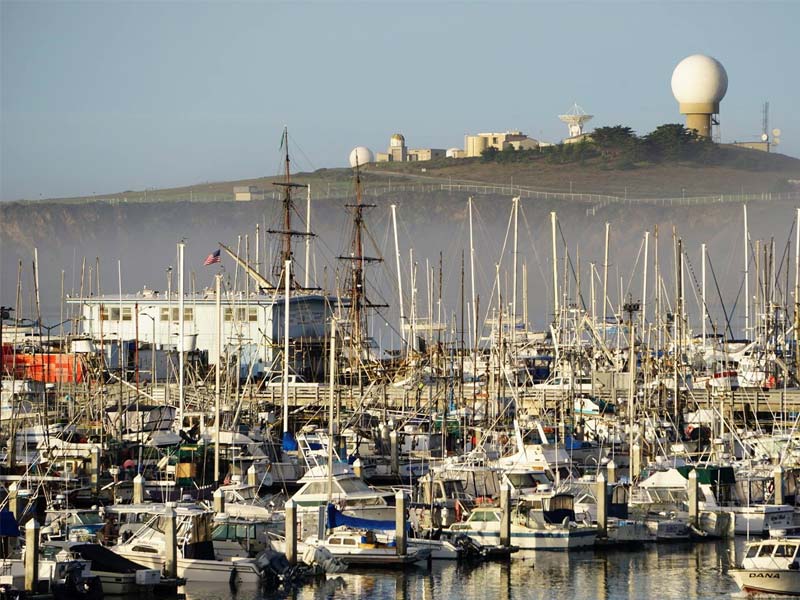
[67,288,333,381]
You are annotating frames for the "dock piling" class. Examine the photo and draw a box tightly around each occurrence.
[285,500,297,565]
[164,502,177,578]
[596,472,607,537]
[500,483,511,547]
[24,519,39,592]
[395,490,407,555]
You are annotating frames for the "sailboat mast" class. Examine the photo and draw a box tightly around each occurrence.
[744,205,750,338]
[391,204,406,348]
[283,260,291,438]
[214,273,222,482]
[282,128,292,275]
[795,208,799,375]
[305,186,312,289]
[512,197,519,351]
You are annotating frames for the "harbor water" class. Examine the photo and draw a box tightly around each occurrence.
[181,540,745,600]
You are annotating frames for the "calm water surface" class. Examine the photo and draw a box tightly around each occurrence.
[180,540,746,600]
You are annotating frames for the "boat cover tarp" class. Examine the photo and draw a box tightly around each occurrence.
[677,465,736,485]
[70,543,149,574]
[282,431,298,452]
[326,504,395,531]
[0,510,19,537]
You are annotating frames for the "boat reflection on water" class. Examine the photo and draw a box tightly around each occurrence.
[179,541,743,600]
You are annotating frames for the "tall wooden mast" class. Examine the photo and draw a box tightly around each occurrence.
[338,160,385,378]
[269,127,313,289]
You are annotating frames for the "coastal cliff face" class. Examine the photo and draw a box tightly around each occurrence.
[1,189,798,331]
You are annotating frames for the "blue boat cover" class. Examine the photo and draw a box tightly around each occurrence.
[282,431,298,452]
[326,503,395,531]
[0,510,19,537]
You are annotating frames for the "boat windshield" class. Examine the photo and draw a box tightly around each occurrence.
[337,478,373,494]
[469,510,501,522]
[76,513,103,525]
[507,472,550,488]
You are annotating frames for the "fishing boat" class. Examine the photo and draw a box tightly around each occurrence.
[303,529,431,567]
[111,503,264,585]
[289,463,395,521]
[729,537,800,596]
[446,495,598,551]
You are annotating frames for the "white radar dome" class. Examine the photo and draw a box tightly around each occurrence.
[671,54,728,105]
[349,146,374,168]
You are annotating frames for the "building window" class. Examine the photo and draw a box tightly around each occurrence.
[224,307,254,322]
[101,306,132,321]
[159,307,194,321]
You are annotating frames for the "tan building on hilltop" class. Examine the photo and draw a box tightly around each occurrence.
[376,133,445,163]
[233,186,265,201]
[464,131,540,157]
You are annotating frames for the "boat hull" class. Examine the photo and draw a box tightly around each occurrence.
[452,527,597,550]
[730,568,800,595]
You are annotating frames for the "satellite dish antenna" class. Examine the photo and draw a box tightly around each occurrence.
[772,128,781,137]
[558,103,593,138]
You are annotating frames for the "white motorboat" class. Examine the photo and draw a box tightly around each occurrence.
[289,463,395,521]
[111,503,263,586]
[729,536,800,596]
[447,495,598,551]
[303,530,431,567]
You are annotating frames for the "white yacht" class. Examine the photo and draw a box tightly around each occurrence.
[289,463,395,521]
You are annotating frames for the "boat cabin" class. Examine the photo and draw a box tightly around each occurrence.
[743,539,800,570]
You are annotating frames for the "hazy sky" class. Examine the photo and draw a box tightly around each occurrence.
[2,0,798,201]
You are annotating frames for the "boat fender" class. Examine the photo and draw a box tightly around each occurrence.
[229,565,238,591]
[767,480,775,496]
[455,501,462,522]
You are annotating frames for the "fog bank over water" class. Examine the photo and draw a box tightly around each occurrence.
[1,191,795,338]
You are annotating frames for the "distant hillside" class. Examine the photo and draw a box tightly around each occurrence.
[4,143,799,205]
[364,144,800,199]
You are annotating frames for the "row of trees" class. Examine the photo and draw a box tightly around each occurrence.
[481,124,718,168]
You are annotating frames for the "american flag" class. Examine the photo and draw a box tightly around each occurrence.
[203,249,221,266]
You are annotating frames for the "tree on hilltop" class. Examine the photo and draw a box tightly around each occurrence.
[591,126,639,160]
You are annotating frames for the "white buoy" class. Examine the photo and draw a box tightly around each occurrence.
[133,474,145,504]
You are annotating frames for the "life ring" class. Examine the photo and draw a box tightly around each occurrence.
[766,375,777,389]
